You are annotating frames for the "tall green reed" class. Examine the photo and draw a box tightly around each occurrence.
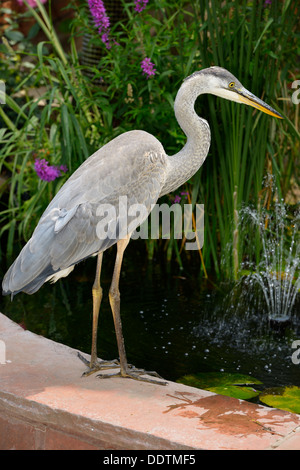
[192,0,298,279]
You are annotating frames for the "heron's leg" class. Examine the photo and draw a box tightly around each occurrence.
[98,235,167,385]
[90,251,103,367]
[79,251,119,375]
[108,236,130,372]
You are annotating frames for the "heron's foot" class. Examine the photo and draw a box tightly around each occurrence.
[78,352,120,377]
[96,364,168,386]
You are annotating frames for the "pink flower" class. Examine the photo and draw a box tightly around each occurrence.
[17,0,47,7]
[180,191,189,200]
[173,195,181,204]
[134,0,148,13]
[34,159,68,182]
[141,57,156,79]
[88,0,111,49]
[101,33,111,49]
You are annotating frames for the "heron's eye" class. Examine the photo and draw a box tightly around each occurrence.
[228,82,235,88]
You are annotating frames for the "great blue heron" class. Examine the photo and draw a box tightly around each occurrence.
[2,67,282,384]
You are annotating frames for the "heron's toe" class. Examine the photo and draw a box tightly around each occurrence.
[96,365,168,385]
[78,352,119,376]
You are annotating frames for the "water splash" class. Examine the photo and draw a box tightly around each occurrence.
[240,199,299,322]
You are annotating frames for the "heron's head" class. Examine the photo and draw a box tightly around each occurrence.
[185,66,283,119]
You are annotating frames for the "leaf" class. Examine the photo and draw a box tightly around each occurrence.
[178,371,262,388]
[253,18,274,53]
[208,385,259,400]
[259,386,300,414]
[177,372,262,400]
[6,218,16,259]
[4,30,24,43]
[60,103,71,163]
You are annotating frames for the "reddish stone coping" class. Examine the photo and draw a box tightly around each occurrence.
[0,312,300,450]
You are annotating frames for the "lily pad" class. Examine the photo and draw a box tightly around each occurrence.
[259,386,300,414]
[177,372,262,400]
[207,385,259,400]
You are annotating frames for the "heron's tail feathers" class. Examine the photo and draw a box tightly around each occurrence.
[2,219,58,296]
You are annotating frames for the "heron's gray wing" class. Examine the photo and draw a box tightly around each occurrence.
[2,130,168,295]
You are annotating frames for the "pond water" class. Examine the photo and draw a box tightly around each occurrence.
[1,242,300,391]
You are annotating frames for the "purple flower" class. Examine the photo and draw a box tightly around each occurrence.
[88,0,111,49]
[173,195,181,204]
[34,159,68,182]
[141,57,156,79]
[134,0,148,13]
[101,33,111,49]
[180,191,189,200]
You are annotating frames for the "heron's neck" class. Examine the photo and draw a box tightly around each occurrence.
[161,78,211,196]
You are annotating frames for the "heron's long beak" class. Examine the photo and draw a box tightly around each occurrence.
[238,88,283,119]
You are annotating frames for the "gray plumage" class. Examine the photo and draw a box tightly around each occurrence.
[2,67,282,297]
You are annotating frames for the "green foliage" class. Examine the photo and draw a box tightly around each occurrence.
[177,371,262,400]
[178,372,300,413]
[259,386,300,414]
[0,0,298,277]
